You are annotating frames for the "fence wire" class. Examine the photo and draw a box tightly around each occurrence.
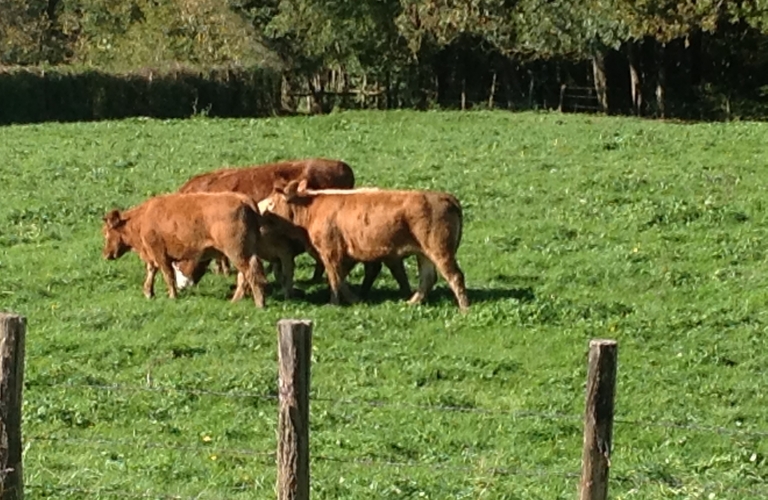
[312,394,583,421]
[27,435,274,458]
[614,417,768,439]
[610,470,768,499]
[26,484,252,500]
[315,454,580,478]
[36,381,278,402]
[38,381,581,420]
[36,381,768,439]
[27,434,577,479]
[25,379,768,500]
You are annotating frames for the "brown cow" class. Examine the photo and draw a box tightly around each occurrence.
[260,181,470,311]
[101,192,268,307]
[172,211,315,299]
[176,158,355,283]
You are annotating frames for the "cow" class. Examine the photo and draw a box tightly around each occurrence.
[175,158,355,285]
[100,192,269,308]
[259,181,470,311]
[172,211,315,300]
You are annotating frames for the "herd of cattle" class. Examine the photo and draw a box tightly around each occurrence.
[100,158,470,311]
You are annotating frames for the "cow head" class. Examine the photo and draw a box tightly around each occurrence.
[259,180,309,218]
[101,209,131,260]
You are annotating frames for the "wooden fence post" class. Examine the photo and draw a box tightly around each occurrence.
[579,339,617,500]
[0,313,25,500]
[276,319,312,500]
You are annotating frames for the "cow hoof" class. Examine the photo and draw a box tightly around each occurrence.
[407,293,425,305]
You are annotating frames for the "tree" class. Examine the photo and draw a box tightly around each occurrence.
[60,0,266,70]
[232,0,403,111]
[611,0,728,117]
[0,0,71,65]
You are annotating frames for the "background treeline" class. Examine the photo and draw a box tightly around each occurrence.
[2,0,768,123]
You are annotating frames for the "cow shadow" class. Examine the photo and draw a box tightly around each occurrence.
[289,284,536,307]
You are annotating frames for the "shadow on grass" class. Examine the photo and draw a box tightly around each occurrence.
[287,284,536,307]
[184,276,536,307]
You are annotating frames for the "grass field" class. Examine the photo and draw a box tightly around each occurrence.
[2,109,768,499]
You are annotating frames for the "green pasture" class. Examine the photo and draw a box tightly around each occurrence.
[1,110,768,499]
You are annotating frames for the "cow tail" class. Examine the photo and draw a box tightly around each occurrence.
[243,204,268,286]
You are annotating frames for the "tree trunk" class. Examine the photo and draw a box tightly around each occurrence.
[556,62,564,112]
[527,69,535,109]
[488,71,497,108]
[627,40,642,116]
[308,74,323,114]
[281,74,296,114]
[592,51,609,113]
[655,42,667,119]
[461,76,466,110]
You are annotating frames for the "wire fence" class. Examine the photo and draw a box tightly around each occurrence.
[34,380,768,439]
[21,377,768,499]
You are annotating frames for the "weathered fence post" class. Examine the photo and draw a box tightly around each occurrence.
[0,313,25,500]
[277,319,312,500]
[579,339,617,500]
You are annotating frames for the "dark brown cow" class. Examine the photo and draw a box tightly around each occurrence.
[101,192,268,307]
[178,158,355,199]
[260,182,470,311]
[176,158,355,284]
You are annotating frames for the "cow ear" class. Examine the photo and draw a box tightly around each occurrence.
[103,209,123,229]
[297,179,309,194]
[283,180,301,202]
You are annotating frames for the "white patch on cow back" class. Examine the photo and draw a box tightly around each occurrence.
[173,262,193,290]
[304,187,382,195]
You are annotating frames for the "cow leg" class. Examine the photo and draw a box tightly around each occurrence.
[385,257,412,297]
[142,231,177,299]
[361,258,411,297]
[157,257,179,299]
[233,271,246,301]
[408,254,437,306]
[249,256,268,308]
[278,256,296,300]
[360,261,383,297]
[337,259,360,304]
[143,262,158,299]
[432,256,470,311]
[214,257,231,276]
[270,260,283,288]
[231,255,267,308]
[321,256,348,306]
[309,259,325,283]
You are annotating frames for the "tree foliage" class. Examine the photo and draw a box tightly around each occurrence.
[1,0,767,118]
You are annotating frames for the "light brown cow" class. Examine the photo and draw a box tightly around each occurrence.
[260,181,470,311]
[176,158,355,283]
[172,211,315,299]
[101,192,268,307]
